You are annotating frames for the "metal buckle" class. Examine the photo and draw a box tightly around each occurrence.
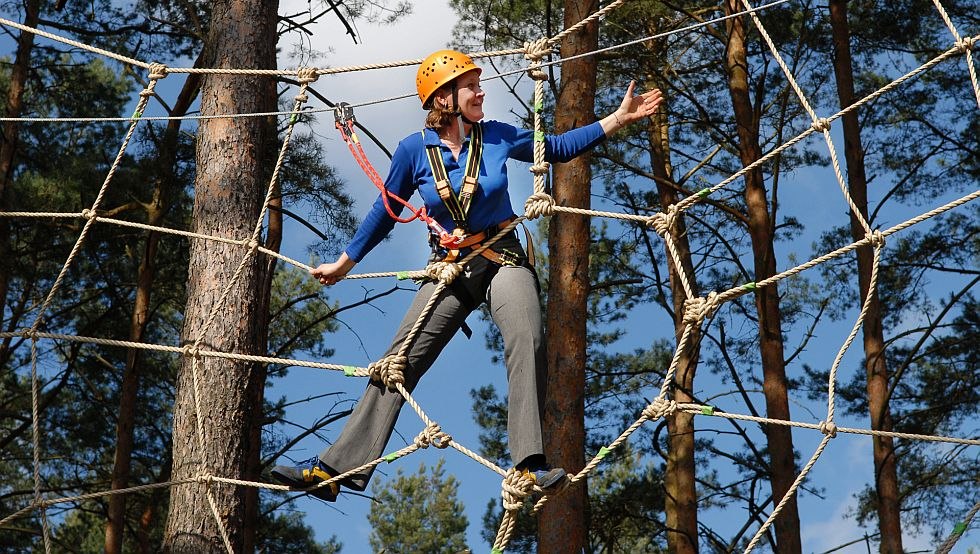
[334,102,355,126]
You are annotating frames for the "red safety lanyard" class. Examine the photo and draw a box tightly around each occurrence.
[334,104,462,248]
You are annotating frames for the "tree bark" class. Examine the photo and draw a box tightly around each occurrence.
[162,0,277,550]
[828,2,904,551]
[723,2,801,551]
[646,92,701,553]
[104,70,201,554]
[541,1,598,552]
[0,0,40,349]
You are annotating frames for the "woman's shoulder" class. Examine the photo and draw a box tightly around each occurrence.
[480,119,524,142]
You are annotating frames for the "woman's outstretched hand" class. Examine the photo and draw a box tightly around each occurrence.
[311,252,356,286]
[601,81,664,135]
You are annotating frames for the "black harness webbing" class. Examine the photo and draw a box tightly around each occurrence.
[424,122,483,233]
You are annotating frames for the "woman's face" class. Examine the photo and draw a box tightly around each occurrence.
[435,70,485,122]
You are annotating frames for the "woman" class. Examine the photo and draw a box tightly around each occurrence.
[272,50,663,501]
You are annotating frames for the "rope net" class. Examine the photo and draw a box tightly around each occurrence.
[0,1,977,552]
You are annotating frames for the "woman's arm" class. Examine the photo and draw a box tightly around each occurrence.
[311,138,419,286]
[599,81,663,136]
[311,252,357,285]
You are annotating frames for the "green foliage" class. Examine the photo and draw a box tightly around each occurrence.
[368,460,469,554]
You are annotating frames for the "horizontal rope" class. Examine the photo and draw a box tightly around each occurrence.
[0,330,370,374]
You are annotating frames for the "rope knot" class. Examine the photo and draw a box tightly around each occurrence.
[523,38,552,63]
[181,344,201,358]
[242,238,259,250]
[819,420,838,438]
[524,192,555,220]
[20,328,39,340]
[682,291,719,325]
[501,468,536,511]
[80,209,97,220]
[148,63,168,80]
[296,67,319,84]
[642,398,678,420]
[529,161,550,177]
[645,211,673,237]
[368,354,407,389]
[955,36,976,53]
[811,118,832,132]
[424,261,462,284]
[868,230,886,249]
[415,423,452,449]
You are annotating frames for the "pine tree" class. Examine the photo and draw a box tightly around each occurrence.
[367,460,469,554]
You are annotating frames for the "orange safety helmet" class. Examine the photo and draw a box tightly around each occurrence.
[416,49,482,109]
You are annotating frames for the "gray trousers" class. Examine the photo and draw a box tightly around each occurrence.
[320,237,546,491]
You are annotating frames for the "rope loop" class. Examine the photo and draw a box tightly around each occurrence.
[424,261,462,284]
[868,230,886,249]
[147,63,168,80]
[296,67,319,84]
[642,397,678,420]
[819,420,838,438]
[415,422,452,449]
[682,291,719,325]
[523,38,552,63]
[368,354,407,389]
[501,468,536,511]
[80,209,97,221]
[955,36,976,53]
[811,118,832,132]
[524,192,555,220]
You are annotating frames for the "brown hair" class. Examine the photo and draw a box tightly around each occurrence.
[425,105,458,130]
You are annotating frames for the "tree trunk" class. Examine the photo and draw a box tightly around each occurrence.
[162,0,277,550]
[0,0,40,348]
[646,92,701,554]
[723,2,801,551]
[828,2,904,551]
[541,1,598,552]
[104,71,201,554]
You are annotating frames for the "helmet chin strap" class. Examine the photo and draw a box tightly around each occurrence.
[449,83,478,126]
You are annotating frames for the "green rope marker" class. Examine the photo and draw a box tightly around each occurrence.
[290,114,298,125]
[396,271,410,280]
[700,405,715,416]
[597,446,611,460]
[383,452,399,463]
[131,111,143,121]
[534,130,545,142]
[491,549,504,554]
[741,282,758,292]
[343,366,356,377]
[534,100,544,113]
[953,521,966,535]
[697,188,711,199]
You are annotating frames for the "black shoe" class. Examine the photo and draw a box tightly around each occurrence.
[270,456,339,502]
[523,467,568,491]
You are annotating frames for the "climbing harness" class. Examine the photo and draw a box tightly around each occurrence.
[423,122,524,266]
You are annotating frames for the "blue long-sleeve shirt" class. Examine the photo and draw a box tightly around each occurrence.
[345,119,607,262]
